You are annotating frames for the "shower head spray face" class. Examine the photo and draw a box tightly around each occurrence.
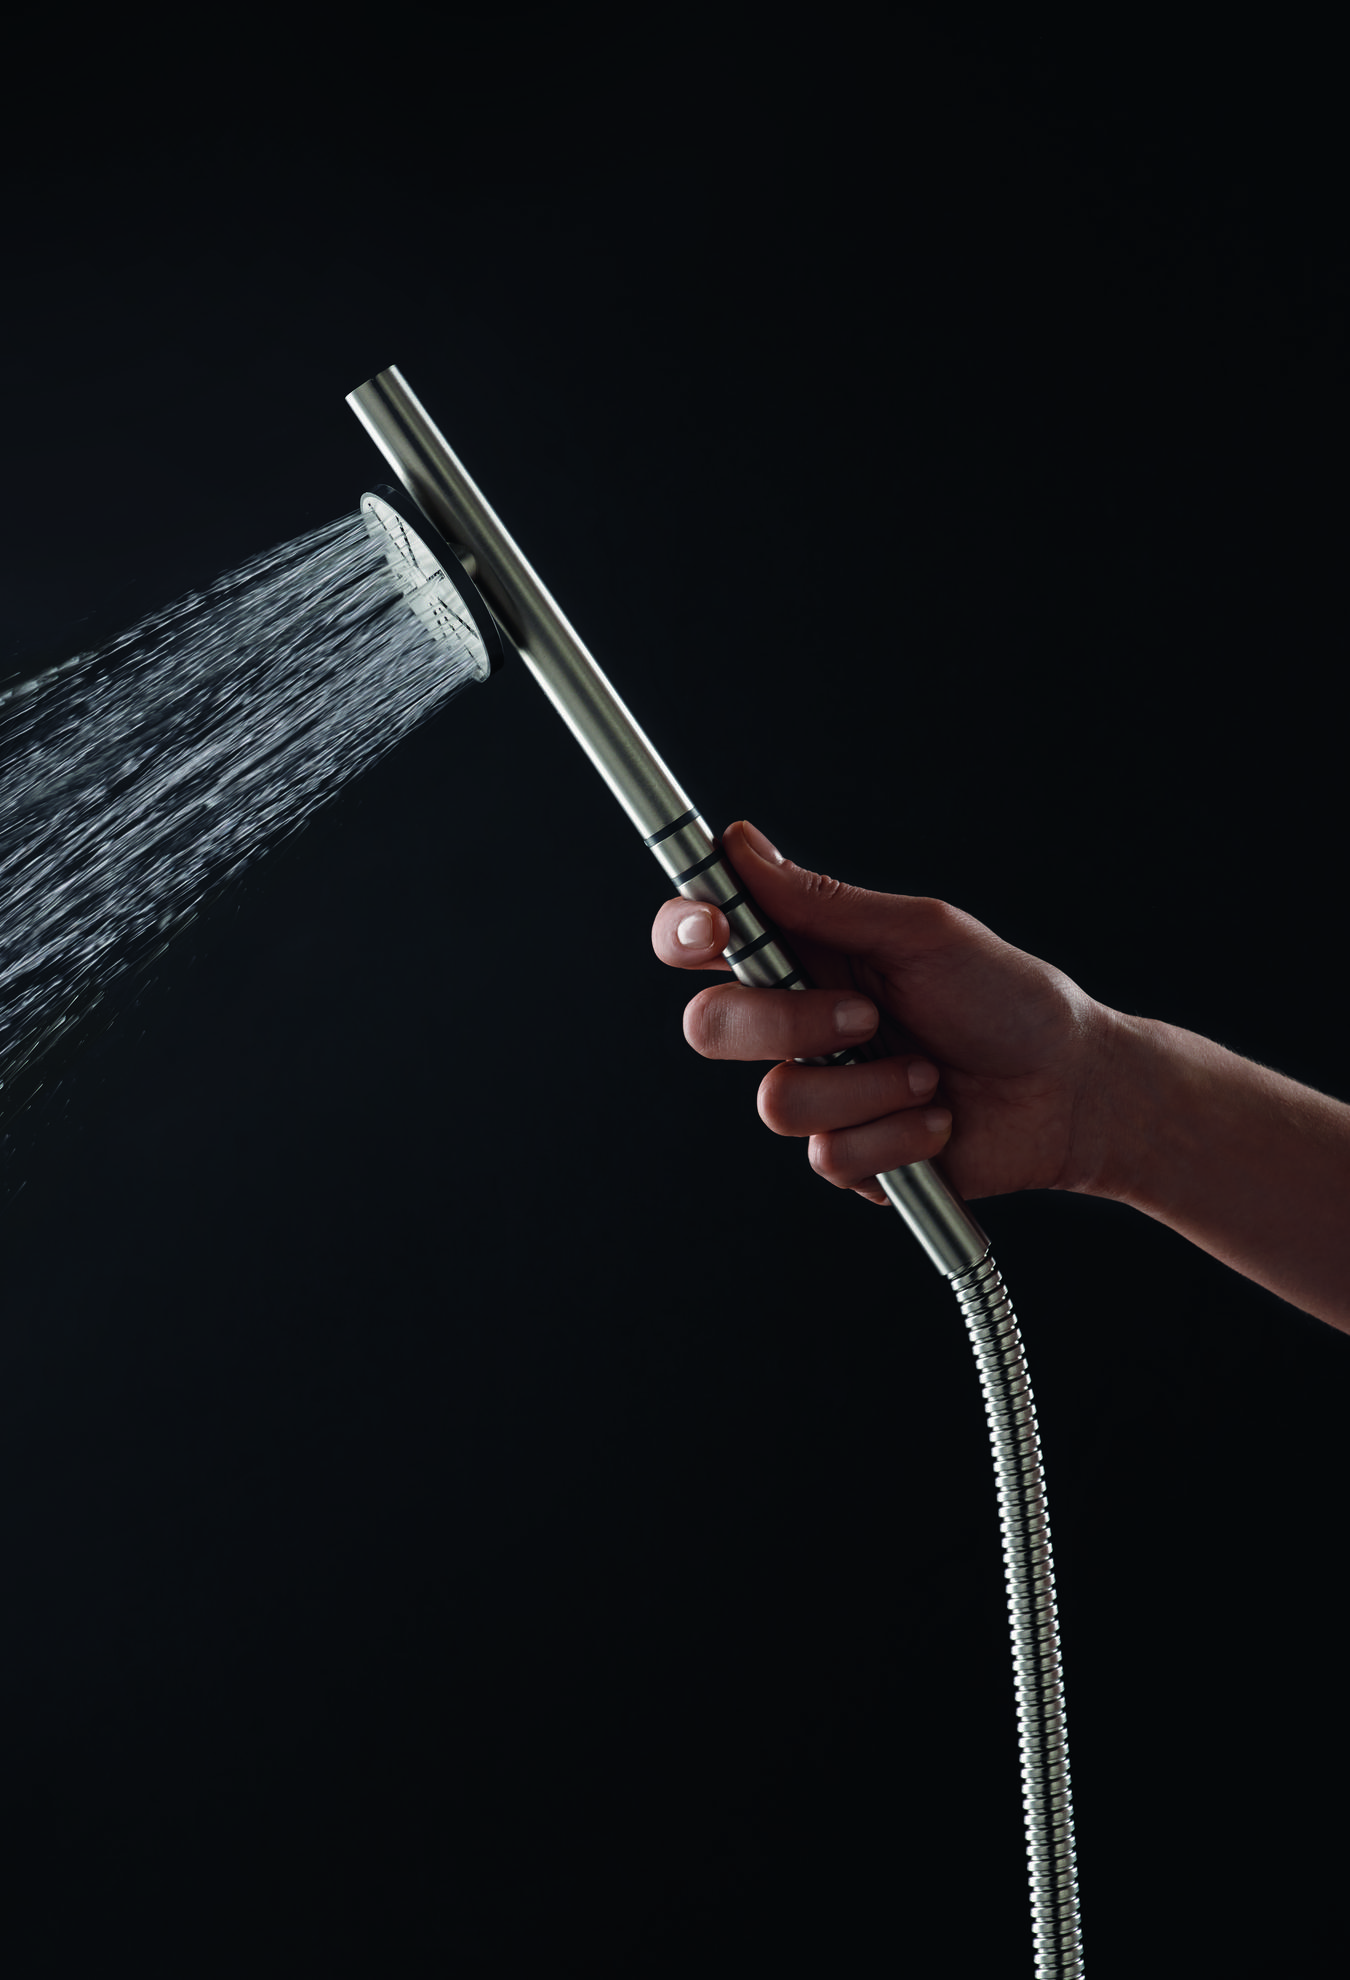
[359,484,506,683]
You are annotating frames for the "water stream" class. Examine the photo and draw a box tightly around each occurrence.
[0,511,481,1132]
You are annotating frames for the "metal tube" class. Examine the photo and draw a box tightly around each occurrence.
[346,365,988,1276]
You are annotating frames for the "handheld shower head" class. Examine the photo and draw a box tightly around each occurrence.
[347,363,987,1276]
[344,367,1084,1975]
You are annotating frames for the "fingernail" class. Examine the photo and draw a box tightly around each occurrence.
[924,1107,953,1136]
[741,820,783,864]
[908,1059,939,1097]
[833,995,876,1037]
[676,909,714,948]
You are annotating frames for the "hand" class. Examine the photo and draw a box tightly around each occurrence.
[651,820,1114,1207]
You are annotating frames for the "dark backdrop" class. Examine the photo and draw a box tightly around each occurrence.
[1,17,1344,1975]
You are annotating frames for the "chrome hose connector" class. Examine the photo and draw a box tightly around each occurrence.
[950,1252,1084,1978]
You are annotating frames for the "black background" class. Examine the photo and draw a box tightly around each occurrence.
[1,15,1345,1975]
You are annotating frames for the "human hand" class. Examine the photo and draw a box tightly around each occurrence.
[651,820,1114,1207]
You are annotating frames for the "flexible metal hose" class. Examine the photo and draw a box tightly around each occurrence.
[951,1252,1084,1977]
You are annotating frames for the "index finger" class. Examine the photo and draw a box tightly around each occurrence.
[652,898,733,971]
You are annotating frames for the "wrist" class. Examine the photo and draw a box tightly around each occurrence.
[1067,1003,1350,1329]
[1067,1006,1194,1209]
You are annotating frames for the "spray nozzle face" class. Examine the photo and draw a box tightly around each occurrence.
[359,486,504,683]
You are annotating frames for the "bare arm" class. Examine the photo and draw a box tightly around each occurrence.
[652,820,1350,1333]
[1088,1012,1350,1328]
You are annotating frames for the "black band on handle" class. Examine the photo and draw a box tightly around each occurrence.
[725,930,777,968]
[671,849,724,887]
[643,807,701,848]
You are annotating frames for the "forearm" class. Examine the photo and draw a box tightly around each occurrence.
[1085,1011,1350,1331]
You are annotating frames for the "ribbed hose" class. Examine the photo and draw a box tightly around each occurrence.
[950,1252,1084,1978]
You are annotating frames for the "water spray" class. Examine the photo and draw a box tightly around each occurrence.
[0,508,483,1131]
[349,366,1085,1976]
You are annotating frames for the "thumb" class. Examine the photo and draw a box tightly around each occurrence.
[722,819,954,969]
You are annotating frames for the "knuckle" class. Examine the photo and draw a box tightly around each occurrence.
[802,867,875,909]
[908,894,954,941]
[912,893,982,948]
